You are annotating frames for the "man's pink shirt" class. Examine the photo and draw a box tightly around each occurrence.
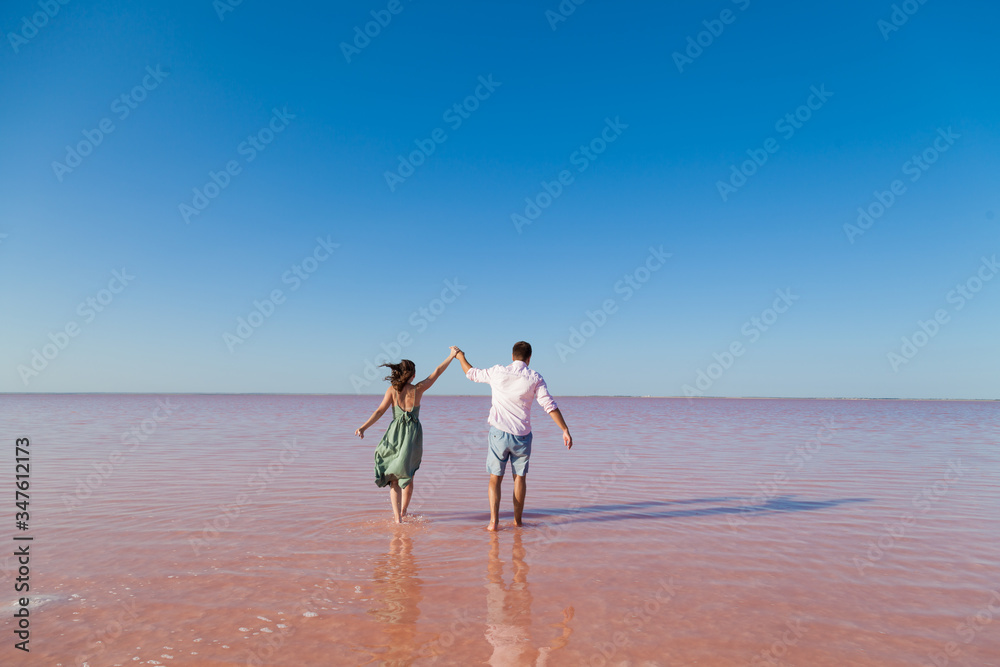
[465,360,558,436]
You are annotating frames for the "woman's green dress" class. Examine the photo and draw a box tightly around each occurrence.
[374,404,423,489]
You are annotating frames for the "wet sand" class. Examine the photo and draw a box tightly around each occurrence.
[2,395,998,665]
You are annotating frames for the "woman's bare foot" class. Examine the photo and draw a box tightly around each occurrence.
[487,520,499,532]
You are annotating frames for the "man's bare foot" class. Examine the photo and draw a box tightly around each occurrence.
[487,521,499,532]
[513,519,524,527]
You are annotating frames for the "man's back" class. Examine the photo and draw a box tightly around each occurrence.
[456,342,573,531]
[466,360,558,436]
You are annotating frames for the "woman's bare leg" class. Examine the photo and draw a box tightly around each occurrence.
[389,480,402,523]
[401,480,414,518]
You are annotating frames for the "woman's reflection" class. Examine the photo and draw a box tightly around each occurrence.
[368,531,423,665]
[486,531,574,666]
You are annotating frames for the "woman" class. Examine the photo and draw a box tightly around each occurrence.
[355,346,459,522]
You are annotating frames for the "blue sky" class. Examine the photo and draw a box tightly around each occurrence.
[1,0,997,398]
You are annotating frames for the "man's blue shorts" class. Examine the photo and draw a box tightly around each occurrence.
[487,425,532,477]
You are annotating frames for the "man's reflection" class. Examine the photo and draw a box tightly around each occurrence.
[486,531,574,666]
[368,531,422,664]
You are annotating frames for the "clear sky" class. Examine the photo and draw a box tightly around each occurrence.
[1,0,997,398]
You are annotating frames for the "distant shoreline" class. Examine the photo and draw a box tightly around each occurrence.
[2,393,996,402]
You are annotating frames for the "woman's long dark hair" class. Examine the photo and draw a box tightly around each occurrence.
[380,359,415,391]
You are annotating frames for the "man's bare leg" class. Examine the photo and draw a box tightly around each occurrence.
[401,480,414,518]
[389,480,402,524]
[513,474,526,527]
[488,474,503,531]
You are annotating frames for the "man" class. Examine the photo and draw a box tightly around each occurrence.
[456,341,573,531]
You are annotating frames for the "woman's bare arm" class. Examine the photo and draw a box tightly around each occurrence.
[416,347,459,395]
[355,387,393,438]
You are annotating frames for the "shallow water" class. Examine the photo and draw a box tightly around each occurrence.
[1,394,998,666]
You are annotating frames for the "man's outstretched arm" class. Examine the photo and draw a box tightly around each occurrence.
[457,349,473,374]
[549,408,573,449]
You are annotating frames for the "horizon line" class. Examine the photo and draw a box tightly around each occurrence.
[1,392,997,402]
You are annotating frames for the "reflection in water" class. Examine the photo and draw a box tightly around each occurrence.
[486,531,574,666]
[367,532,423,665]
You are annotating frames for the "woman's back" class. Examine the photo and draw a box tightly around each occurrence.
[394,384,418,411]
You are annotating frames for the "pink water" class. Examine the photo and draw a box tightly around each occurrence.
[1,395,998,666]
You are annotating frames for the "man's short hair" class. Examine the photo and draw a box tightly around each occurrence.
[512,341,532,361]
